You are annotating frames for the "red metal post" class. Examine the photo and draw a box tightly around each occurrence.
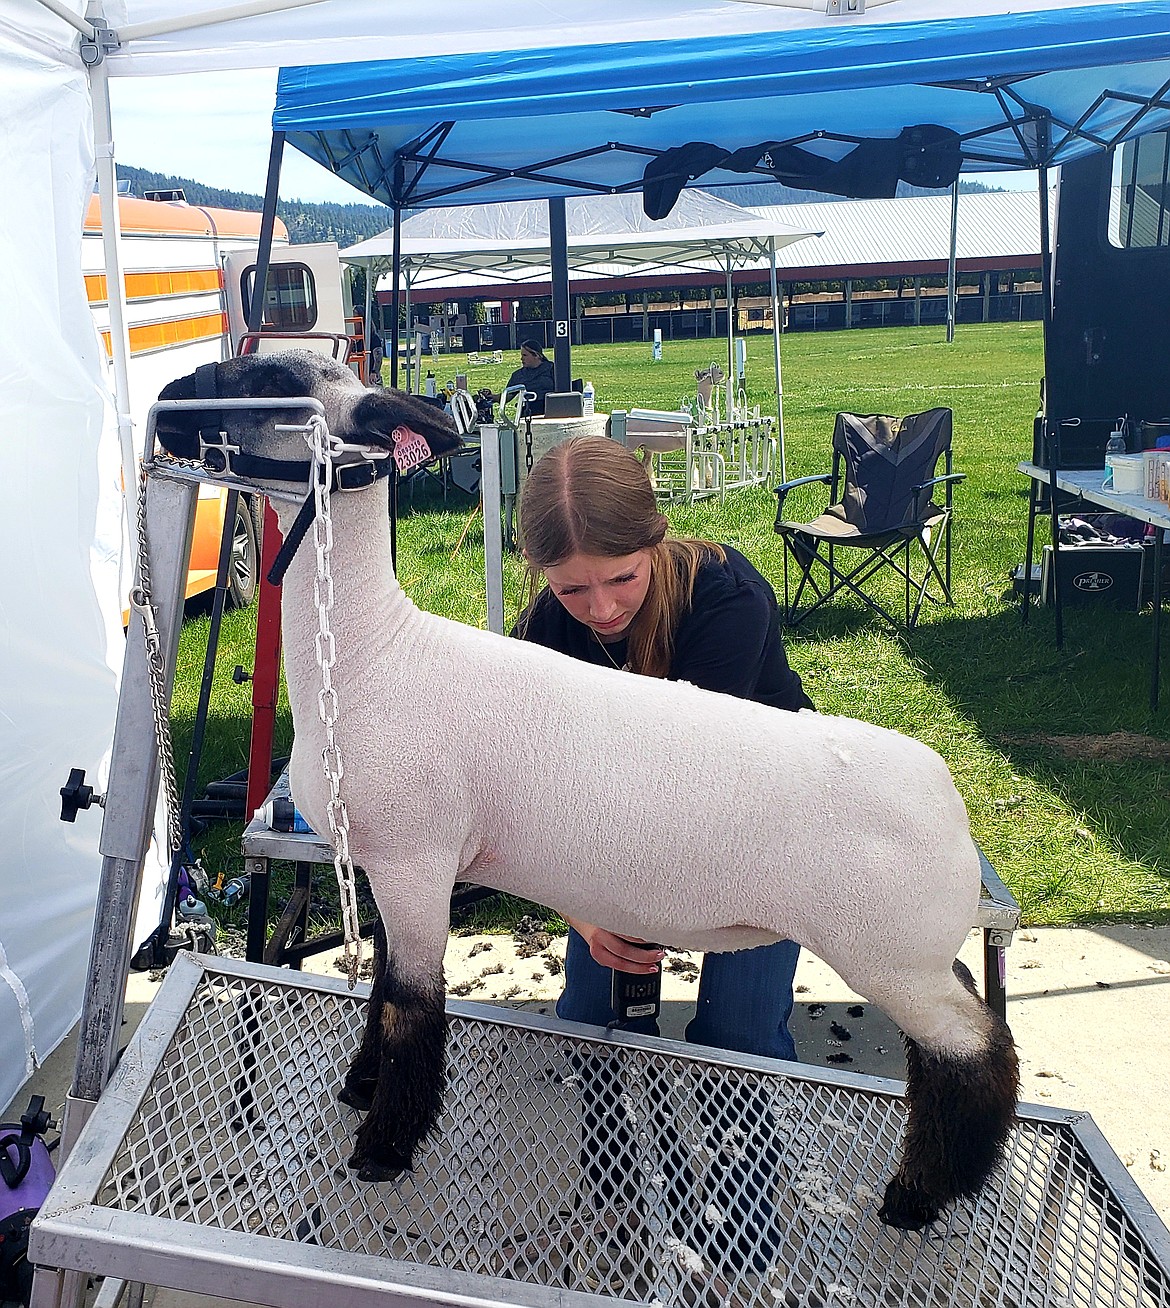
[245,500,284,817]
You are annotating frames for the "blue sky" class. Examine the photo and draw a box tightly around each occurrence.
[107,70,371,204]
[108,69,1040,207]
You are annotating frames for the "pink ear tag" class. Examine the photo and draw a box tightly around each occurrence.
[391,425,433,473]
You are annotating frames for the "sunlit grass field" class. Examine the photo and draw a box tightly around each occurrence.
[172,322,1170,935]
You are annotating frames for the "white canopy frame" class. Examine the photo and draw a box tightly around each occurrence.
[340,190,822,476]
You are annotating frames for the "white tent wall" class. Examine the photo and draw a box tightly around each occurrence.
[0,10,130,1113]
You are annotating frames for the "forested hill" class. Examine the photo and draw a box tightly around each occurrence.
[117,164,389,247]
[116,163,1009,248]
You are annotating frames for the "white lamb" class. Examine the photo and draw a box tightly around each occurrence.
[157,351,1017,1233]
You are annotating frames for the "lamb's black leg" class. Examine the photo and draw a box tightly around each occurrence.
[348,955,447,1183]
[879,961,1019,1230]
[339,917,387,1112]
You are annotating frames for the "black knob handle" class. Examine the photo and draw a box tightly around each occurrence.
[232,665,252,684]
[60,767,103,823]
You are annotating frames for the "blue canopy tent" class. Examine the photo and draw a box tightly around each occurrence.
[272,5,1170,207]
[263,1,1170,393]
[253,1,1170,632]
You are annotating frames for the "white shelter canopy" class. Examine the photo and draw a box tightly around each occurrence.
[98,0,1145,77]
[339,191,822,289]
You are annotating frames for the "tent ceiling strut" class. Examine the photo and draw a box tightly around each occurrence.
[400,123,457,206]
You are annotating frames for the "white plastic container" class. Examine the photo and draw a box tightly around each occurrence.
[582,381,595,416]
[1106,453,1144,494]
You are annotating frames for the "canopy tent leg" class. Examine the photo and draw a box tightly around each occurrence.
[403,271,413,393]
[725,261,734,401]
[390,198,402,389]
[769,237,787,481]
[91,55,137,571]
[246,132,285,337]
[1037,154,1064,650]
[481,424,506,635]
[363,256,374,381]
[946,176,959,344]
[244,132,287,821]
[549,197,570,390]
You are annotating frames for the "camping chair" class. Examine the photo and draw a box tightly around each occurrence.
[773,408,963,629]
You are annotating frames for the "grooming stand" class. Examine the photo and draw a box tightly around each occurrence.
[31,953,1170,1308]
[29,399,1170,1308]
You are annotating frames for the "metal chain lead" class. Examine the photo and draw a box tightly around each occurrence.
[308,414,363,988]
[129,461,183,859]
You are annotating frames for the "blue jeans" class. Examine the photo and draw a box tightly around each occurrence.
[555,928,800,1062]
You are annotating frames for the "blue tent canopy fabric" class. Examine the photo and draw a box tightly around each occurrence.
[273,2,1170,210]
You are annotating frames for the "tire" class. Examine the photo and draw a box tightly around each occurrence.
[228,496,261,609]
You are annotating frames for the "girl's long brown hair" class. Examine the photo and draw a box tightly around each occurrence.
[517,436,724,678]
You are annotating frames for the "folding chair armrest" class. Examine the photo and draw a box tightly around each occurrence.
[912,472,966,492]
[774,473,833,532]
[775,473,833,493]
[911,470,965,511]
[774,471,832,509]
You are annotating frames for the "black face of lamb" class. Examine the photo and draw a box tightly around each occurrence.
[346,952,448,1185]
[879,960,1020,1230]
[155,353,347,459]
[154,351,461,465]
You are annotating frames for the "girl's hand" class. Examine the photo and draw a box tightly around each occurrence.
[566,917,663,974]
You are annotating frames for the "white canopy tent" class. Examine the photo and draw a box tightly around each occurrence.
[340,190,823,473]
[6,0,1170,1122]
[342,191,819,287]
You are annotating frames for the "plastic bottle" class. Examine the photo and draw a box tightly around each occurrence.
[176,893,209,921]
[1105,418,1128,458]
[425,370,437,398]
[582,381,595,416]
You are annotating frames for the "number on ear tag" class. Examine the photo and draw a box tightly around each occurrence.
[391,426,433,473]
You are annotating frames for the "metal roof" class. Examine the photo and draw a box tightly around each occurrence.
[379,189,1047,299]
[754,188,1047,275]
[340,190,821,288]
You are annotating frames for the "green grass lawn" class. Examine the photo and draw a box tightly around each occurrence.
[172,321,1170,936]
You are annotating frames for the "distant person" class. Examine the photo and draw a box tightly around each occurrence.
[499,340,555,417]
[368,326,385,386]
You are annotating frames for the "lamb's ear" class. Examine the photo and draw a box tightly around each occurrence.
[349,389,463,459]
[155,368,205,459]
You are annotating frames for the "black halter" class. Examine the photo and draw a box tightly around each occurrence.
[264,458,394,587]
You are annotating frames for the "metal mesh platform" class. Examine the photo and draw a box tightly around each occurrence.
[31,954,1170,1308]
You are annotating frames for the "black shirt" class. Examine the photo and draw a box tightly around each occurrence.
[519,546,814,712]
[505,359,556,416]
